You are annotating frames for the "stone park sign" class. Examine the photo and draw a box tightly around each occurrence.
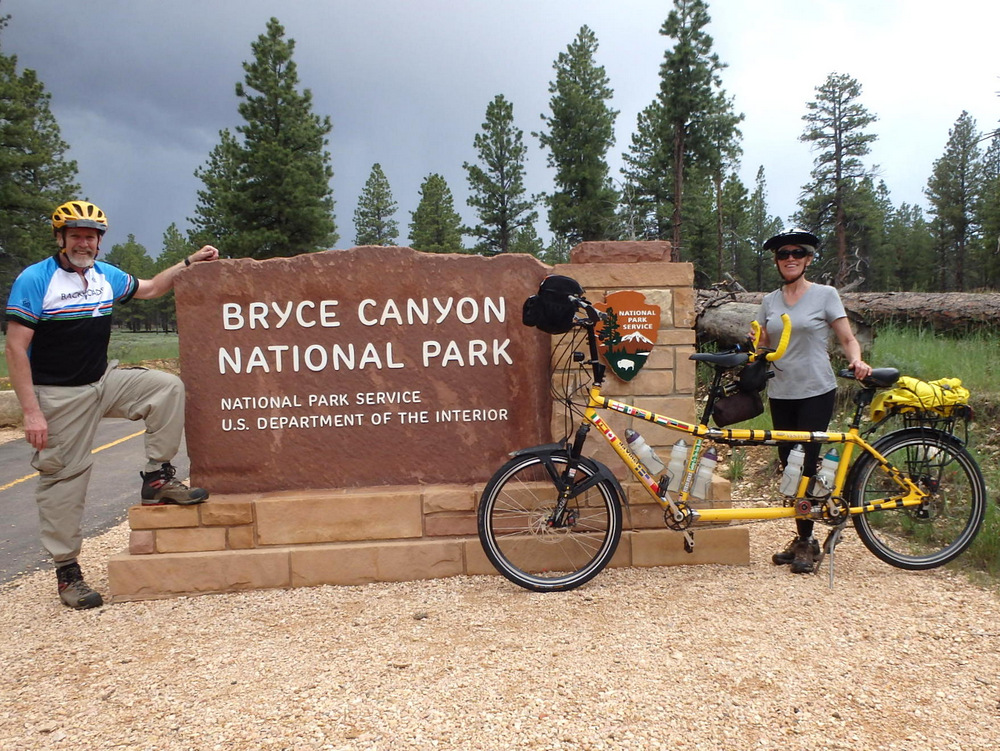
[111,243,750,602]
[175,247,553,494]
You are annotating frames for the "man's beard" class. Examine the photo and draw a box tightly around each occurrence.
[65,251,96,269]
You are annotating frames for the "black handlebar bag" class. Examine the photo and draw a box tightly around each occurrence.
[712,358,770,427]
[522,275,584,335]
[712,390,764,427]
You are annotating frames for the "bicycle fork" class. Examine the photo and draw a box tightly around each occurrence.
[547,423,595,529]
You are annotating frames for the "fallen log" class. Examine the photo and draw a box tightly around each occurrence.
[696,299,874,355]
[698,289,1000,334]
[841,291,1000,331]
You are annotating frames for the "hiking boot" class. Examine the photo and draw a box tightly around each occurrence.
[772,537,820,568]
[141,463,209,505]
[791,538,821,574]
[57,562,103,609]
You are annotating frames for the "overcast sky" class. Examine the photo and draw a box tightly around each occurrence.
[3,0,999,255]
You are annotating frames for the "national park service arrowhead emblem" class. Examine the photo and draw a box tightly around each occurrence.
[594,290,659,382]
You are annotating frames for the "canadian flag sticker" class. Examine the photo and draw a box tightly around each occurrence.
[594,290,660,382]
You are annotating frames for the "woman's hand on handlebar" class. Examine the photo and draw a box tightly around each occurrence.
[746,314,791,362]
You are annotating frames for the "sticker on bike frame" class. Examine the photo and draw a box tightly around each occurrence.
[590,413,662,493]
[601,397,690,432]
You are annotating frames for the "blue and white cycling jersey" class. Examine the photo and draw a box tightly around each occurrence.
[5,255,138,386]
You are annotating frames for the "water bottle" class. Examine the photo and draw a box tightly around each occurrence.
[624,428,666,475]
[666,439,688,492]
[690,447,718,500]
[808,448,840,499]
[780,444,805,497]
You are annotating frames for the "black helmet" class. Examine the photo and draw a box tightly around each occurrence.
[763,228,819,252]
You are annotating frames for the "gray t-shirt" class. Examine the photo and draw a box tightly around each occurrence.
[756,283,847,400]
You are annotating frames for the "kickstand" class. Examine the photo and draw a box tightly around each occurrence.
[820,526,846,589]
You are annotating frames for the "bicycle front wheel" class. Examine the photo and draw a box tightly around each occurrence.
[477,451,623,592]
[847,429,986,570]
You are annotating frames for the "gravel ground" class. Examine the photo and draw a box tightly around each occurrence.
[2,517,999,751]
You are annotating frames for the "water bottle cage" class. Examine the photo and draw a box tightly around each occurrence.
[807,474,834,498]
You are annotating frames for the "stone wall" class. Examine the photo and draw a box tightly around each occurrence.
[108,244,748,601]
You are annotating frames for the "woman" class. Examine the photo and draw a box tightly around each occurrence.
[755,229,872,574]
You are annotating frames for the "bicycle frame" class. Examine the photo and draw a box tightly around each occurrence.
[586,387,928,525]
[567,303,928,532]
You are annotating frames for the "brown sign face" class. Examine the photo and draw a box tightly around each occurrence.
[175,247,552,493]
[594,290,659,382]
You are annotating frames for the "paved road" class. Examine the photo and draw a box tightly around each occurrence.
[0,420,193,584]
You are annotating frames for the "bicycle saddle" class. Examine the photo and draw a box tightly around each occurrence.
[839,367,900,388]
[689,351,750,369]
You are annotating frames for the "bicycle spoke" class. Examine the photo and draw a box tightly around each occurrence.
[478,453,622,591]
[850,429,986,570]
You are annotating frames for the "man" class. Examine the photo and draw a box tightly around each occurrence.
[5,200,219,609]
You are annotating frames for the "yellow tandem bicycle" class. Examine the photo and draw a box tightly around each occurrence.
[477,278,986,591]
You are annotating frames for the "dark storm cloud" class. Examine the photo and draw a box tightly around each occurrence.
[3,0,997,255]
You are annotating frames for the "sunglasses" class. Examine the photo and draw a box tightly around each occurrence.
[775,249,811,261]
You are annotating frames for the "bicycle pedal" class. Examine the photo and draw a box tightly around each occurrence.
[682,531,695,553]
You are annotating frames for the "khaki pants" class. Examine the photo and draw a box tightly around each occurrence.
[31,365,185,565]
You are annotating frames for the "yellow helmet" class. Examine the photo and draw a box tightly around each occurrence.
[51,200,108,236]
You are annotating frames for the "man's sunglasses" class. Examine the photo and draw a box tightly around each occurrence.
[775,249,811,261]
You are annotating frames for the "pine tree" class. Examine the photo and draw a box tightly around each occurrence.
[508,222,546,257]
[621,101,671,240]
[104,235,155,331]
[975,136,1000,289]
[536,25,619,245]
[798,72,878,287]
[538,235,573,266]
[719,172,751,286]
[353,163,398,246]
[679,166,717,284]
[658,0,734,260]
[151,224,195,331]
[464,94,537,255]
[705,93,744,279]
[852,179,893,291]
[925,111,983,291]
[746,166,783,291]
[409,174,465,254]
[190,17,337,258]
[189,130,241,251]
[623,1,740,261]
[0,17,79,300]
[884,203,934,291]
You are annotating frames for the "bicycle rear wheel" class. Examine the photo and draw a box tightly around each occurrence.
[477,451,622,592]
[847,428,986,570]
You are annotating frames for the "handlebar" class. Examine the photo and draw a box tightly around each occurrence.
[570,295,607,326]
[749,313,791,362]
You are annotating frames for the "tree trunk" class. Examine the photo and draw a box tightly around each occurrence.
[715,170,723,280]
[697,289,1000,343]
[696,299,873,355]
[671,127,683,262]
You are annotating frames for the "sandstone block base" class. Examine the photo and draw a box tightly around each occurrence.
[108,512,747,602]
